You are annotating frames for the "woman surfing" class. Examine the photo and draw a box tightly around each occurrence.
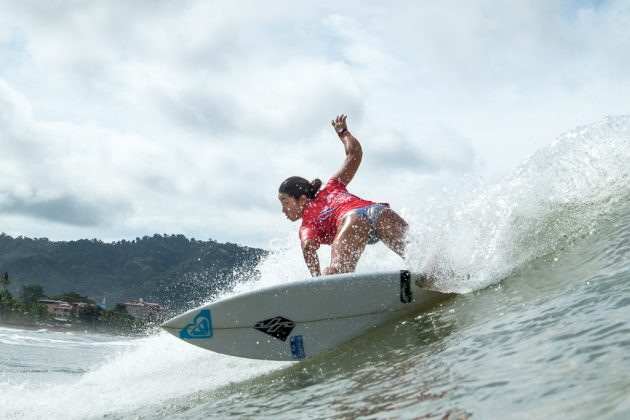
[278,114,409,277]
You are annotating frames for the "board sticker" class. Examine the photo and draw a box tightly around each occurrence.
[400,270,412,303]
[254,316,296,341]
[290,335,305,359]
[179,309,213,339]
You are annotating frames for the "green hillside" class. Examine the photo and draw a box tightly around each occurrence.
[0,233,266,310]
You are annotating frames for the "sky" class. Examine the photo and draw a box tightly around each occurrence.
[0,0,629,248]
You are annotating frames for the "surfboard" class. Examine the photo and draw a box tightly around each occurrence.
[161,270,450,361]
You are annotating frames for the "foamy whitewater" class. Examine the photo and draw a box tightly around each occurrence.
[1,116,629,418]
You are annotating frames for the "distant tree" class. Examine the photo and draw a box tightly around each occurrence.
[99,303,134,329]
[50,291,94,304]
[27,303,50,321]
[114,303,128,314]
[0,272,9,290]
[0,289,15,313]
[19,284,45,303]
[78,305,101,323]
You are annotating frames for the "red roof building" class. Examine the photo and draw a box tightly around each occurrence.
[123,299,165,319]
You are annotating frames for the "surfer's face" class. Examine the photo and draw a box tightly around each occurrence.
[279,193,305,221]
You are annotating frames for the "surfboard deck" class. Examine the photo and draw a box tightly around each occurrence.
[161,270,451,361]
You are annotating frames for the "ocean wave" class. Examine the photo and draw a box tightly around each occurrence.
[405,115,630,292]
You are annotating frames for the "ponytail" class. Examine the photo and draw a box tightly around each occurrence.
[279,176,322,200]
[310,178,322,194]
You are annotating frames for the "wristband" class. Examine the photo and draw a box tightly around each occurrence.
[336,127,349,137]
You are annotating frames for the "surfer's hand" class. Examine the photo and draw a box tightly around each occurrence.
[331,114,348,133]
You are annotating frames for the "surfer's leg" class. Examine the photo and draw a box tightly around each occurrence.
[325,214,370,275]
[375,208,408,258]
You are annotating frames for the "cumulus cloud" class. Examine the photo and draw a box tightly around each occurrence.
[0,80,134,226]
[1,194,113,226]
[0,0,628,246]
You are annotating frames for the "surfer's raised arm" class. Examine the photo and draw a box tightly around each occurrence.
[278,114,407,277]
[331,114,362,186]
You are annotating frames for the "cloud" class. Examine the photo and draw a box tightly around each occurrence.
[0,194,119,226]
[363,126,476,175]
[0,80,134,226]
[0,0,628,246]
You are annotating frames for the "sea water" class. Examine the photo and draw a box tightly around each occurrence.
[1,116,629,419]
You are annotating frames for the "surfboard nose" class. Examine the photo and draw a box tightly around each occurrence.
[161,309,214,340]
[160,316,178,330]
[161,312,188,332]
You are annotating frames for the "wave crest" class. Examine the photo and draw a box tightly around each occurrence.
[405,115,630,292]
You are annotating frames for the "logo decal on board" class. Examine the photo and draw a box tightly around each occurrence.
[290,335,306,359]
[179,309,213,339]
[254,316,296,341]
[400,270,412,303]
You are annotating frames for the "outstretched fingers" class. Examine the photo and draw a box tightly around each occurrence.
[331,114,348,129]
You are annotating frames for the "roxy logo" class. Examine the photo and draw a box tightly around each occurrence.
[179,309,213,339]
[254,316,296,341]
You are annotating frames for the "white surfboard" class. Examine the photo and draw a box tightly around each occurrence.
[161,270,450,361]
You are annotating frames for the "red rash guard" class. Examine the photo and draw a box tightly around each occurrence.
[299,177,387,245]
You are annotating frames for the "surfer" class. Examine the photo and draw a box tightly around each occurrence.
[279,114,408,277]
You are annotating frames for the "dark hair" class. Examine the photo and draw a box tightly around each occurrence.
[279,176,322,200]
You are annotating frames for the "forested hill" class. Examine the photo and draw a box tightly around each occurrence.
[0,233,266,310]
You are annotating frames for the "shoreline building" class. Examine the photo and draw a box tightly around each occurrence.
[123,298,164,319]
[37,299,73,322]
